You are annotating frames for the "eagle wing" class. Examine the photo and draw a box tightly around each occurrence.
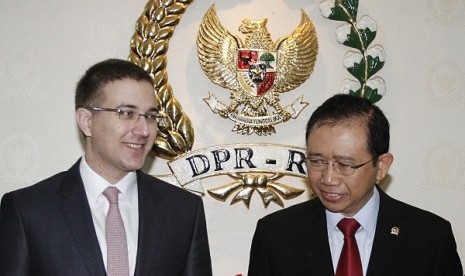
[273,10,318,93]
[197,5,243,92]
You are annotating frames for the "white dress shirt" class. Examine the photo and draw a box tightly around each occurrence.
[80,157,139,276]
[326,188,380,276]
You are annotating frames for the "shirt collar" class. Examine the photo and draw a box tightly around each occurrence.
[326,187,380,239]
[79,156,137,204]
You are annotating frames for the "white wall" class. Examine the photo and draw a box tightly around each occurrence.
[1,0,464,275]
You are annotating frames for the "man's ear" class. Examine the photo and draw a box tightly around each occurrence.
[376,153,394,183]
[76,108,93,137]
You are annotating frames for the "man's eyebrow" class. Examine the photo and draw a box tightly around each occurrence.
[329,156,357,163]
[116,104,136,109]
[116,104,159,112]
[305,153,356,161]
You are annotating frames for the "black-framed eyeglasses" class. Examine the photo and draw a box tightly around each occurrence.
[305,156,374,176]
[85,106,165,124]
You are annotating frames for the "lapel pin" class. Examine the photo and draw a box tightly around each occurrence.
[390,226,399,236]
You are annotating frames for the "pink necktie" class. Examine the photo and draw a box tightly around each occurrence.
[103,187,129,276]
[336,218,363,276]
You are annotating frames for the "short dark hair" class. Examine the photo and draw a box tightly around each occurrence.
[305,94,390,161]
[75,59,154,110]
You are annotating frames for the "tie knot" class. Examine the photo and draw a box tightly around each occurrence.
[337,218,360,237]
[103,186,120,204]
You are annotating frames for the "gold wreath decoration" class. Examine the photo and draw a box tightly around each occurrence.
[128,0,195,160]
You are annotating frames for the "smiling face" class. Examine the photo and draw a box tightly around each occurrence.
[76,78,157,183]
[306,120,393,217]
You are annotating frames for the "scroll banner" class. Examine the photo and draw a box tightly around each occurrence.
[159,143,308,194]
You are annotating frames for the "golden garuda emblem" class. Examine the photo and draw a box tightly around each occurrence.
[197,5,318,136]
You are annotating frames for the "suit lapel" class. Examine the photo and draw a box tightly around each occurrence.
[367,187,409,276]
[134,173,169,276]
[296,200,335,275]
[59,160,106,276]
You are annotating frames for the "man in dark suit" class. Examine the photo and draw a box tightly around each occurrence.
[0,59,212,276]
[248,94,463,276]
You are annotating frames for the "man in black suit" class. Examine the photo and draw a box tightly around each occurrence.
[248,94,462,276]
[0,59,212,276]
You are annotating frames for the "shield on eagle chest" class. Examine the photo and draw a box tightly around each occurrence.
[237,49,277,97]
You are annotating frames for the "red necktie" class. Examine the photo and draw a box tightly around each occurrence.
[103,187,129,276]
[336,218,363,276]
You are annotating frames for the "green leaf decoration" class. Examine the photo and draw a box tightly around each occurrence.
[343,27,376,50]
[320,0,386,103]
[365,55,384,78]
[347,56,384,82]
[326,0,359,22]
[346,60,366,83]
[341,0,359,19]
[326,6,351,22]
[349,86,382,103]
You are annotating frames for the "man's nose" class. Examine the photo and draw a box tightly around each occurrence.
[133,115,152,137]
[321,163,338,185]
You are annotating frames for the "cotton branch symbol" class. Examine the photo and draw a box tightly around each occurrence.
[320,0,386,103]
